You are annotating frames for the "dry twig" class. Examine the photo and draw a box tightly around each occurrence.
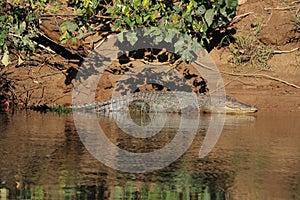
[194,61,300,89]
[221,71,300,89]
[264,6,297,10]
[273,47,300,54]
[290,0,300,5]
[230,12,254,25]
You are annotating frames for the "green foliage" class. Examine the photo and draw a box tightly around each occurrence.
[291,15,300,35]
[59,0,103,44]
[48,105,72,115]
[1,0,238,67]
[117,27,204,63]
[0,0,47,67]
[60,21,83,44]
[74,0,99,16]
[106,0,238,47]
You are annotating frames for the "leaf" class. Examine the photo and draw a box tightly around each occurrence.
[18,55,24,65]
[142,0,150,8]
[70,37,77,44]
[220,7,227,17]
[153,3,160,10]
[132,0,141,9]
[149,28,161,37]
[117,32,124,43]
[201,23,208,32]
[1,50,10,66]
[60,21,78,33]
[112,19,122,31]
[226,0,238,8]
[150,13,157,20]
[83,0,90,8]
[124,17,133,28]
[0,33,7,46]
[186,0,194,13]
[155,34,163,43]
[123,5,130,17]
[143,15,150,23]
[195,5,206,15]
[60,31,70,44]
[76,8,86,15]
[143,27,155,36]
[125,31,138,46]
[204,9,214,27]
[106,7,113,14]
[181,50,197,63]
[171,14,179,23]
[174,39,185,54]
[90,0,98,9]
[136,15,143,24]
[78,29,84,39]
[164,30,176,43]
[60,27,68,41]
[191,39,202,52]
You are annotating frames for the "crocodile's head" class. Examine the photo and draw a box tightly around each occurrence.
[224,96,257,114]
[202,95,257,114]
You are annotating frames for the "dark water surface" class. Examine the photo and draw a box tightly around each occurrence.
[0,110,299,200]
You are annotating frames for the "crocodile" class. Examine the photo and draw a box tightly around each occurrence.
[72,91,257,114]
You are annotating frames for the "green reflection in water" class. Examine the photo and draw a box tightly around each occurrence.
[0,167,229,199]
[109,168,228,200]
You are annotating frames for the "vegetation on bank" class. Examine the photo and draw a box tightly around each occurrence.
[30,104,72,114]
[0,0,238,67]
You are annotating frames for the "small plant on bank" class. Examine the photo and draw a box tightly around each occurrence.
[48,105,73,115]
[227,34,274,69]
[291,15,300,41]
[30,104,72,114]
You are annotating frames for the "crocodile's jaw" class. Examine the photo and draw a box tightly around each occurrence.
[224,96,258,114]
[224,105,258,114]
[202,105,257,114]
[202,96,258,114]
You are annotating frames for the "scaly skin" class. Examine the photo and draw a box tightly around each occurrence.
[72,91,257,114]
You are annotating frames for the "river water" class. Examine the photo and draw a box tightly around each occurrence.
[0,110,299,200]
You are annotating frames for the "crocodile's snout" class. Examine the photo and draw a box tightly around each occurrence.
[225,96,257,114]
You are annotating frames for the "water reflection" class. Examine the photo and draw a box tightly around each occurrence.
[0,110,299,199]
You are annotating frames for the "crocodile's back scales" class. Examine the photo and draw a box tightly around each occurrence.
[73,91,210,114]
[72,90,257,114]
